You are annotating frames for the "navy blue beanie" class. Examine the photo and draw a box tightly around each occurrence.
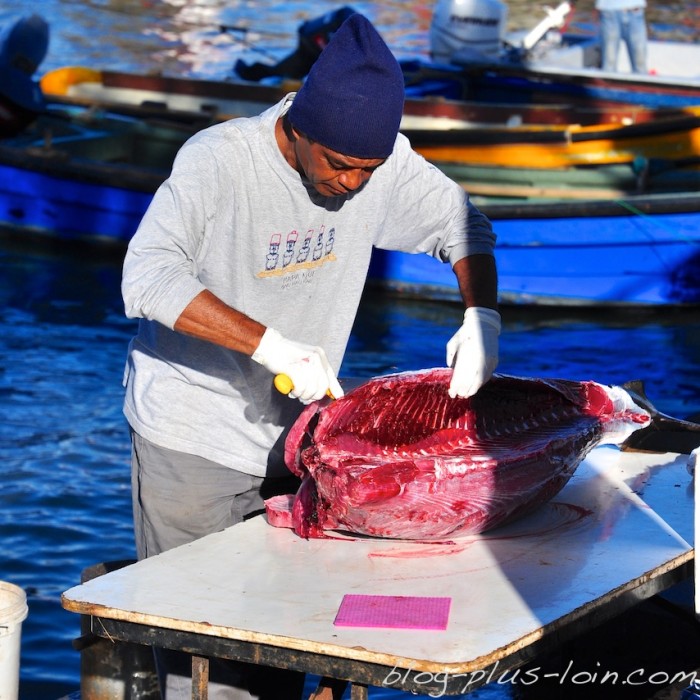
[288,13,404,159]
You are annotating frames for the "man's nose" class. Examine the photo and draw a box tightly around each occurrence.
[338,168,370,192]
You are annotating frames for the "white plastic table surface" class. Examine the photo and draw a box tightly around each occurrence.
[62,446,694,691]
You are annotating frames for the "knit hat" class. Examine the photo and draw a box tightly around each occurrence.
[288,13,404,159]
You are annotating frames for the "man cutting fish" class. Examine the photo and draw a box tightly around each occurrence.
[121,12,498,700]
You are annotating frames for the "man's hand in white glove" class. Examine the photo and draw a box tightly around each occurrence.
[446,307,501,399]
[252,328,344,404]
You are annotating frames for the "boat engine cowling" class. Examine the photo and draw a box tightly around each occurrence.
[429,0,508,63]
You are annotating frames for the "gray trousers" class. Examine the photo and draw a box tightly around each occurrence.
[130,430,304,700]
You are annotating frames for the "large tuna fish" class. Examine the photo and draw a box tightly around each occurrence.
[265,370,652,540]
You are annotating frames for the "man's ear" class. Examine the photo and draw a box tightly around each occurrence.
[283,114,301,143]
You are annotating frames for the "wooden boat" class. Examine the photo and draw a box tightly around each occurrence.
[0,102,189,246]
[41,65,700,133]
[1,98,697,307]
[40,67,700,174]
[406,108,700,170]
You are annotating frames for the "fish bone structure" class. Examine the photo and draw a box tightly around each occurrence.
[265,370,651,539]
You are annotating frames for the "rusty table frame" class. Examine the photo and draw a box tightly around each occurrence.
[83,556,692,699]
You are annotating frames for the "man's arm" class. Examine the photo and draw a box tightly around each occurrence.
[452,254,498,311]
[174,289,265,355]
[447,253,501,398]
[173,289,343,403]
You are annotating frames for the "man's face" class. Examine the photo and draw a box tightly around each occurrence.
[293,131,386,198]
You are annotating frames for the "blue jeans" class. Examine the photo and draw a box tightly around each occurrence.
[599,8,648,73]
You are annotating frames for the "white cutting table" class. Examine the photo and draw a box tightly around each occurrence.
[62,446,694,698]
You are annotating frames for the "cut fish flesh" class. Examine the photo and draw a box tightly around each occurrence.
[265,370,651,539]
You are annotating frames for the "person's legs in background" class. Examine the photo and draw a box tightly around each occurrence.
[622,7,648,73]
[599,9,622,71]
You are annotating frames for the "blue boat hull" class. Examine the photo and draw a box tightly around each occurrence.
[369,203,700,306]
[0,163,152,245]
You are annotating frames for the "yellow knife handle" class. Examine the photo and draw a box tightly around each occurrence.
[273,373,295,395]
[274,373,334,399]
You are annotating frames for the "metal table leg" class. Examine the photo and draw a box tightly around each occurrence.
[192,655,209,700]
[350,683,368,700]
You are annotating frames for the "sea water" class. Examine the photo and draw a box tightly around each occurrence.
[0,1,697,698]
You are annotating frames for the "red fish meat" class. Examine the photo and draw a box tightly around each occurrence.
[265,370,651,540]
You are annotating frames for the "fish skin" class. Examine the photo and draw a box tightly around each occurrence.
[265,370,651,540]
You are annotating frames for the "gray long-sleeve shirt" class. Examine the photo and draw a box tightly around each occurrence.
[122,95,496,476]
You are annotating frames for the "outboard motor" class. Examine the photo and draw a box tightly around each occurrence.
[429,0,508,64]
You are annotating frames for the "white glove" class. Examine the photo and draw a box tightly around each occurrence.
[446,307,501,399]
[252,328,344,404]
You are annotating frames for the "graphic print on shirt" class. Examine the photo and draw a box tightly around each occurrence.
[282,230,298,267]
[265,233,282,271]
[312,226,325,261]
[296,229,313,264]
[325,227,336,256]
[258,224,337,280]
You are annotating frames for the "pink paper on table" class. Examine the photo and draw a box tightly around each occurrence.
[333,594,451,630]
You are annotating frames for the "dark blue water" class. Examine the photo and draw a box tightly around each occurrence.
[1,234,698,699]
